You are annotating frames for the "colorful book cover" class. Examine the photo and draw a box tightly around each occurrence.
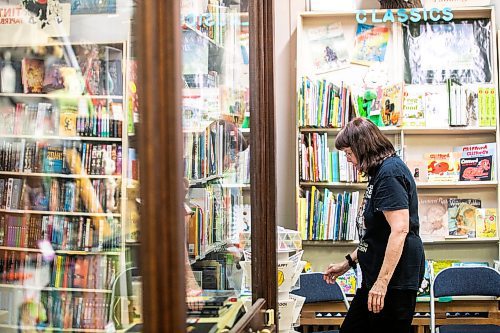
[402,85,425,127]
[459,155,492,181]
[447,198,481,237]
[43,145,64,173]
[307,23,349,74]
[21,58,44,94]
[425,152,461,182]
[380,82,403,126]
[475,208,497,238]
[336,268,357,295]
[454,142,496,180]
[419,195,455,240]
[351,24,390,66]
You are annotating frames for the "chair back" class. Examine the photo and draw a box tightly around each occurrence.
[430,266,500,333]
[432,266,500,298]
[291,272,349,309]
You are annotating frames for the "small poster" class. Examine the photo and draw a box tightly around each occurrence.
[307,23,349,74]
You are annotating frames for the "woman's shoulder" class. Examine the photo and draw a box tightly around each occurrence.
[377,156,409,178]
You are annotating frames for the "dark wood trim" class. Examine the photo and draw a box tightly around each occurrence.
[230,299,275,333]
[136,1,186,332]
[249,0,277,324]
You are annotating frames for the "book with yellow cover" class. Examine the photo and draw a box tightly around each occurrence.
[475,208,497,238]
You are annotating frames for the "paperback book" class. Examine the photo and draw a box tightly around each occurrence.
[307,23,349,74]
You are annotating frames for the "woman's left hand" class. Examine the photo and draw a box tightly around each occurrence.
[368,279,388,314]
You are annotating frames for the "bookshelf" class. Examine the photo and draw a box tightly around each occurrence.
[295,7,500,271]
[0,41,133,331]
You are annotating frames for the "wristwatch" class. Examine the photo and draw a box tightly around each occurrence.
[345,254,357,269]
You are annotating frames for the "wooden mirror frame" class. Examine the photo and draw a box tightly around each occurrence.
[136,0,277,331]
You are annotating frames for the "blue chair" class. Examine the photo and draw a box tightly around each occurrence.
[291,272,350,333]
[430,266,500,333]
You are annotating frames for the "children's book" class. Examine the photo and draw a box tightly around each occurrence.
[21,58,44,94]
[406,160,428,182]
[425,152,461,182]
[459,155,492,181]
[307,23,349,74]
[402,85,425,127]
[351,24,390,66]
[475,208,497,238]
[419,195,455,240]
[447,198,481,237]
[424,85,449,127]
[380,82,403,126]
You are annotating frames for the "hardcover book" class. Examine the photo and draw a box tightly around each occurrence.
[380,82,403,126]
[21,58,44,94]
[475,208,497,238]
[425,152,461,182]
[448,198,481,237]
[459,155,492,181]
[307,22,349,74]
[419,195,455,240]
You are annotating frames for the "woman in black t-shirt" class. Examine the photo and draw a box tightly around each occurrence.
[323,117,425,333]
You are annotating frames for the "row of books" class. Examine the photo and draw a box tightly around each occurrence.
[49,254,117,290]
[298,132,366,183]
[0,288,110,329]
[0,177,121,213]
[0,101,124,138]
[406,143,496,183]
[419,196,497,240]
[184,120,247,181]
[0,214,121,252]
[17,54,123,96]
[297,76,351,128]
[297,76,497,129]
[297,187,360,241]
[0,140,123,176]
[181,0,230,47]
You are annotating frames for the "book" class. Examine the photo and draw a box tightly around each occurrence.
[459,155,492,181]
[454,142,496,180]
[43,63,66,93]
[424,85,449,127]
[380,82,403,126]
[402,85,425,127]
[21,58,44,94]
[406,160,428,182]
[447,198,481,237]
[475,208,497,238]
[182,30,209,75]
[425,152,461,182]
[419,195,455,240]
[307,23,349,74]
[351,24,390,66]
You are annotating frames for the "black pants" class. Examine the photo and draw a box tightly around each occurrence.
[340,286,417,333]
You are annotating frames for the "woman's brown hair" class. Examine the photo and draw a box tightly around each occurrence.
[335,117,395,176]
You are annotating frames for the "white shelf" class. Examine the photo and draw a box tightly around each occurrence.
[0,323,130,332]
[0,92,123,99]
[299,127,401,135]
[188,175,224,186]
[221,183,250,189]
[302,238,500,246]
[300,181,498,189]
[0,134,122,142]
[300,182,367,189]
[0,171,121,179]
[402,127,496,135]
[0,209,120,217]
[0,284,111,293]
[0,246,120,255]
[416,181,498,189]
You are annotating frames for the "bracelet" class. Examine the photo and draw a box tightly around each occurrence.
[345,254,357,269]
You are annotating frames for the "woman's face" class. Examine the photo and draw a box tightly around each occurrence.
[343,147,358,169]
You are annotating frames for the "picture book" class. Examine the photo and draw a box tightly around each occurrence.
[307,23,349,74]
[475,208,497,238]
[419,195,455,240]
[424,85,449,127]
[402,85,425,127]
[336,268,357,295]
[417,259,432,296]
[380,82,403,126]
[406,160,428,182]
[21,58,44,94]
[459,155,492,181]
[447,198,481,237]
[43,63,66,93]
[351,24,390,66]
[425,152,461,182]
[454,142,496,180]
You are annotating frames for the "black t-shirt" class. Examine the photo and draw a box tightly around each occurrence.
[357,155,425,291]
